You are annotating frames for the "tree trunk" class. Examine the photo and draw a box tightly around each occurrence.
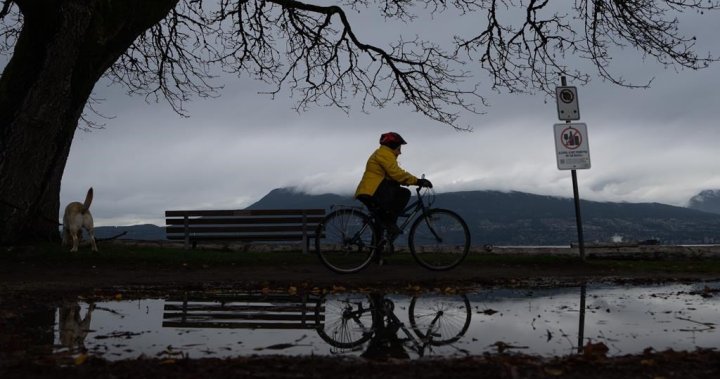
[0,0,178,245]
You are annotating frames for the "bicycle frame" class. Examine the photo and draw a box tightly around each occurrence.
[370,187,437,237]
[392,187,445,245]
[316,185,469,273]
[329,187,434,245]
[318,293,471,357]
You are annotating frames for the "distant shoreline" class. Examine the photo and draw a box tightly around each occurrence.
[105,239,720,258]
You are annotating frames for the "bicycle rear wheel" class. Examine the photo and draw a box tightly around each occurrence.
[408,208,470,270]
[315,293,374,350]
[315,208,377,273]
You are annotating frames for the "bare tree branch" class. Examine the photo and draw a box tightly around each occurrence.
[3,0,718,129]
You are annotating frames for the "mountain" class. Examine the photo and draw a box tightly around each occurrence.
[245,187,356,210]
[96,188,720,245]
[249,188,720,246]
[688,189,720,214]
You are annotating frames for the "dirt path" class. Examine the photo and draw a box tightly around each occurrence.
[4,257,718,294]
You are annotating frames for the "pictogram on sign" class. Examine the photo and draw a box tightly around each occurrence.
[560,126,583,150]
[553,123,590,170]
[555,86,580,120]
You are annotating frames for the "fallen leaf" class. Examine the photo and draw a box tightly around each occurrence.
[332,285,346,293]
[583,341,609,358]
[544,367,563,376]
[74,354,88,365]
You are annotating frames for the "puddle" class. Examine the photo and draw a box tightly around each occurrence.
[45,282,720,360]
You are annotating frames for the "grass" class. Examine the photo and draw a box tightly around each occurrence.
[2,242,320,266]
[3,242,720,275]
[585,258,720,274]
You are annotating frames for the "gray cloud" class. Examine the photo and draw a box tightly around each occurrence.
[59,8,720,226]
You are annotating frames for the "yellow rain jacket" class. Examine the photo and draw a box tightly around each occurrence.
[355,145,419,198]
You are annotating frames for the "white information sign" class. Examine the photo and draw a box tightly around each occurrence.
[554,123,591,170]
[555,86,580,120]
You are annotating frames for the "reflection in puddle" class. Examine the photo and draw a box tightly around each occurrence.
[48,282,720,360]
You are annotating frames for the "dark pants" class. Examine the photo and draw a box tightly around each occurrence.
[359,179,411,228]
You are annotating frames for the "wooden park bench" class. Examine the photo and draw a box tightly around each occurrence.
[165,208,325,253]
[162,291,323,330]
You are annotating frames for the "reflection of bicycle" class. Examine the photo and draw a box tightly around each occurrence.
[315,292,471,357]
[315,187,471,273]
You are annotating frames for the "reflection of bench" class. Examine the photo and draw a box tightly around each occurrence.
[162,292,323,330]
[165,209,325,252]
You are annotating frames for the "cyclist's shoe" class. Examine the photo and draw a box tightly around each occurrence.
[373,245,385,265]
[386,224,402,241]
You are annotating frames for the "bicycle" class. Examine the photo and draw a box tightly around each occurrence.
[314,186,471,273]
[315,292,472,357]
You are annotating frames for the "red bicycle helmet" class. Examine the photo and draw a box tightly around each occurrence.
[379,132,407,148]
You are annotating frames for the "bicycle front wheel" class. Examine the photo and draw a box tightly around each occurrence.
[409,294,471,345]
[315,208,377,274]
[408,208,470,270]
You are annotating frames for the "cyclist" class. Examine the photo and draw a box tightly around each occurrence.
[354,132,432,238]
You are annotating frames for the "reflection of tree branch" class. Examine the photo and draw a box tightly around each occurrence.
[0,0,14,18]
[676,316,716,332]
[94,306,126,318]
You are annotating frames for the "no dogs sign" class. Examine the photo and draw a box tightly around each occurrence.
[554,123,591,170]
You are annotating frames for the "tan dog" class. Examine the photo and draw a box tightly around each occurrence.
[62,187,98,252]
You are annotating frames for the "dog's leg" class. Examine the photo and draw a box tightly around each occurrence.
[70,231,79,252]
[83,213,98,252]
[88,229,98,252]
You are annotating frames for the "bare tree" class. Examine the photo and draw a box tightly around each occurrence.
[0,0,717,245]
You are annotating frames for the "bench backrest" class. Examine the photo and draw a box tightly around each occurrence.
[165,209,326,250]
[162,292,324,330]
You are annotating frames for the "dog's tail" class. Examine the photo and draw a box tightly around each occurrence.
[83,187,94,211]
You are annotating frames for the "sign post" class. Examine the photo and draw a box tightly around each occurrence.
[555,77,588,260]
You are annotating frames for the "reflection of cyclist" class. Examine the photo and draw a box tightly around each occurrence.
[360,293,410,360]
[355,132,432,237]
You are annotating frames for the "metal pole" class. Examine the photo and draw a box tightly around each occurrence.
[561,76,585,260]
[572,170,585,260]
[577,282,587,353]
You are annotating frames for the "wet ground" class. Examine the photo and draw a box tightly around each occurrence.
[2,247,720,378]
[23,282,720,361]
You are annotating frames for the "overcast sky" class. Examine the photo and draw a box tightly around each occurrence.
[58,5,720,227]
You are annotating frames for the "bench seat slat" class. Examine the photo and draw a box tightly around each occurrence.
[165,216,324,226]
[165,209,325,217]
[166,234,310,241]
[164,312,316,322]
[165,294,322,303]
[164,305,316,313]
[162,321,319,329]
[166,225,318,234]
